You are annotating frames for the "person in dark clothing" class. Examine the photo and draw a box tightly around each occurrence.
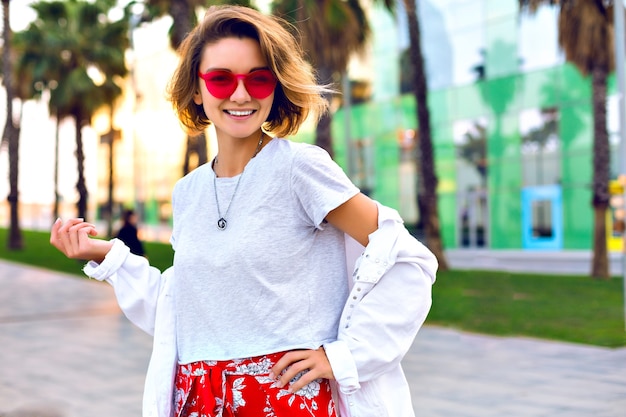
[115,209,145,257]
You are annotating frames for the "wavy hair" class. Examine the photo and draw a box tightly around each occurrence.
[166,5,332,138]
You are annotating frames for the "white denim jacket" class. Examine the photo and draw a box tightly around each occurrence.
[84,202,438,417]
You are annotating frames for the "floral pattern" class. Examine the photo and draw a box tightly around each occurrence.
[174,352,335,417]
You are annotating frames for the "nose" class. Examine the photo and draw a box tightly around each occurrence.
[230,77,251,102]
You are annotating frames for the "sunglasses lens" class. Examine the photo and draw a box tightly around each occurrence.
[203,71,237,99]
[244,70,277,99]
[200,70,276,99]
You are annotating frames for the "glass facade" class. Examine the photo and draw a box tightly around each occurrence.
[333,0,623,252]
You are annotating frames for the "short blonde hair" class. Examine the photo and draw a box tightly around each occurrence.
[166,5,331,138]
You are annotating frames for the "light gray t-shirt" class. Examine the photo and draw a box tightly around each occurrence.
[170,138,360,363]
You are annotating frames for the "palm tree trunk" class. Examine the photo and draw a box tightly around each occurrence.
[316,112,334,158]
[53,111,61,221]
[106,129,115,238]
[183,133,208,175]
[167,0,206,176]
[168,0,194,51]
[74,114,88,220]
[315,66,335,158]
[404,0,448,269]
[3,0,23,250]
[590,65,610,279]
[196,132,208,166]
[105,105,119,238]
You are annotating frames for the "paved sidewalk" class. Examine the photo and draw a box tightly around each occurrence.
[1,259,625,417]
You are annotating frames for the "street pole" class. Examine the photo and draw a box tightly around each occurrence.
[129,5,143,220]
[613,0,626,330]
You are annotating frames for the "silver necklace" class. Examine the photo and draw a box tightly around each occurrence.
[213,132,265,230]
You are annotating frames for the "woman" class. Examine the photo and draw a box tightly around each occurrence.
[50,5,437,417]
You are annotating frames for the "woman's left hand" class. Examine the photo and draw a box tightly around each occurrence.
[269,347,335,393]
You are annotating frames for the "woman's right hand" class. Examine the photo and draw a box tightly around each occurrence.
[50,218,114,263]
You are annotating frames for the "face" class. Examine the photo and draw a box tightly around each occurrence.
[194,37,275,140]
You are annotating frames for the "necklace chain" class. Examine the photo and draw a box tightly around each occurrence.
[213,131,265,231]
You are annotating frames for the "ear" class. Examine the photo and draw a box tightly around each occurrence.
[193,90,203,105]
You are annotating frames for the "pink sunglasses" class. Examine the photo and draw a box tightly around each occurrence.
[198,69,277,99]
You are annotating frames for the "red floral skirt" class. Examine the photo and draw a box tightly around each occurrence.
[174,351,336,417]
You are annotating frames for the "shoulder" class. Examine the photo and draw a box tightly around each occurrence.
[270,138,334,169]
[289,139,329,158]
[269,137,326,156]
[262,138,333,174]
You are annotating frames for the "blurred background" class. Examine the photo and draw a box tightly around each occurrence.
[0,0,625,277]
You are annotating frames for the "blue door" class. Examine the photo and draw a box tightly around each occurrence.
[521,185,563,250]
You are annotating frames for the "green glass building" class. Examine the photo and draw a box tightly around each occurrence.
[331,0,623,254]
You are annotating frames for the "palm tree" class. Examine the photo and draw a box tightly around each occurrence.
[271,0,394,158]
[15,0,129,222]
[142,0,255,53]
[401,0,449,269]
[13,5,68,224]
[519,0,615,279]
[1,0,23,250]
[140,0,254,175]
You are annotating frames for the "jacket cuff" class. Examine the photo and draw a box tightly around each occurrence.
[83,238,130,281]
[323,340,360,394]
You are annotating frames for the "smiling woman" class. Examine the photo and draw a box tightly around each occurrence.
[48,5,438,417]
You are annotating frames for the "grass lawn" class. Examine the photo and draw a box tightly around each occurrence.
[430,269,625,347]
[1,227,624,347]
[0,228,175,274]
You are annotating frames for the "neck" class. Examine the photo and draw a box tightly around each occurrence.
[214,131,265,178]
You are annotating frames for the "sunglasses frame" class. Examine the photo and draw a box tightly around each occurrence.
[197,69,277,99]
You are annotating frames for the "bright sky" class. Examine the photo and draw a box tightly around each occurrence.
[9,0,272,31]
[10,0,37,31]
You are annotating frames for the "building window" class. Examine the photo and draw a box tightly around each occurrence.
[520,107,560,186]
[454,117,489,247]
[518,4,563,72]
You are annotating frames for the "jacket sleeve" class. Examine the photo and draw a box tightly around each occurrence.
[83,238,170,336]
[324,203,438,393]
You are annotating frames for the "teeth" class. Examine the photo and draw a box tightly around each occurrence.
[227,110,254,116]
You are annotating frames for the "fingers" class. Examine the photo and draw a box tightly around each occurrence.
[50,218,103,260]
[270,348,334,393]
[270,350,308,391]
[50,218,62,244]
[59,220,95,257]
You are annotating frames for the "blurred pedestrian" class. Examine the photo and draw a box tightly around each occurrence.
[115,209,145,257]
[49,5,438,417]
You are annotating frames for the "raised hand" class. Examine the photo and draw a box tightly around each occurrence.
[50,218,113,263]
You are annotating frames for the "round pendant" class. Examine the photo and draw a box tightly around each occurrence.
[217,218,227,230]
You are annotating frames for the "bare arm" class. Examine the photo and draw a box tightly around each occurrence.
[325,192,379,246]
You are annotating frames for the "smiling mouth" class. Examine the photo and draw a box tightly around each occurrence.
[225,110,255,117]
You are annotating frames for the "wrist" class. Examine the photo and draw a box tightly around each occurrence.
[83,239,130,281]
[90,240,115,264]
